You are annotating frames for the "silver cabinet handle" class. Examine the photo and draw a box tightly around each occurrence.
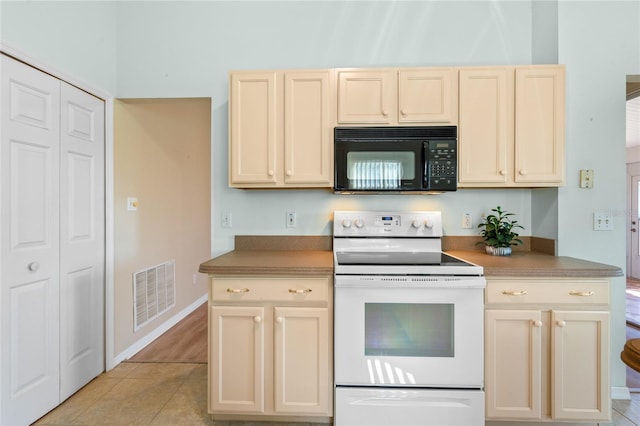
[502,290,527,296]
[226,287,250,294]
[28,262,40,272]
[289,288,312,294]
[569,290,594,297]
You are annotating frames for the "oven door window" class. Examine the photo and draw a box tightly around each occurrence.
[365,303,454,357]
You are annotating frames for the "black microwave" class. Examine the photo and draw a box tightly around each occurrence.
[334,126,458,193]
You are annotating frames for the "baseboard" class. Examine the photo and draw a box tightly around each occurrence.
[111,294,207,369]
[612,386,631,400]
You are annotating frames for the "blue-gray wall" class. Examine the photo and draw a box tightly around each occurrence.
[2,0,638,393]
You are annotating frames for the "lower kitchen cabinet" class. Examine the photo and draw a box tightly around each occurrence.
[485,278,610,422]
[208,275,333,422]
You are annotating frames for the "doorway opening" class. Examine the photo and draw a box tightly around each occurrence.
[625,75,640,391]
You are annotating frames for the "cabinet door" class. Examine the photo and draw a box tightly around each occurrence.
[229,72,279,185]
[485,309,542,419]
[514,66,565,184]
[209,305,264,413]
[337,70,395,124]
[458,68,514,185]
[273,307,330,415]
[398,68,457,124]
[551,310,610,421]
[283,71,333,186]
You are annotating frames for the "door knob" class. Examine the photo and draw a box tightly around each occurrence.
[632,228,637,232]
[28,261,40,272]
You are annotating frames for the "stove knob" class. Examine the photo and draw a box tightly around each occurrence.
[355,219,365,228]
[342,219,352,228]
[424,218,434,228]
[412,219,422,228]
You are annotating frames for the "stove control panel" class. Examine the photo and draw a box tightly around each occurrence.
[334,211,443,237]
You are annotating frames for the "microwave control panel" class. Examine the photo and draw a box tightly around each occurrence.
[424,140,457,191]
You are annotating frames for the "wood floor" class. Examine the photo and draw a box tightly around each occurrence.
[127,302,208,363]
[627,279,640,390]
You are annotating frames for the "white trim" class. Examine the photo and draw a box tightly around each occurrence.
[112,294,207,365]
[0,42,116,373]
[0,41,111,101]
[611,386,631,400]
[104,98,116,371]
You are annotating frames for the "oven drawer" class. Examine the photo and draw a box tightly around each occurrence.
[211,276,329,303]
[485,279,609,305]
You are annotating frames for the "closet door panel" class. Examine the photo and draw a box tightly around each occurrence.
[1,53,61,426]
[59,82,105,401]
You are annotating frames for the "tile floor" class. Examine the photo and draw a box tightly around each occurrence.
[33,361,327,426]
[33,360,640,426]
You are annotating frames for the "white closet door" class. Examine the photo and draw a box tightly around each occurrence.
[59,82,105,401]
[1,54,61,425]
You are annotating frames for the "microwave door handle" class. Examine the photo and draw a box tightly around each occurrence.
[423,141,430,189]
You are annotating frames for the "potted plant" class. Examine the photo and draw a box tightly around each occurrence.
[477,206,524,256]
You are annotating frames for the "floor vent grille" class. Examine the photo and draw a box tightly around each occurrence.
[133,260,176,331]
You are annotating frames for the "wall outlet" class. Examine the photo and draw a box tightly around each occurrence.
[580,169,594,188]
[222,212,232,228]
[462,213,473,229]
[286,211,296,228]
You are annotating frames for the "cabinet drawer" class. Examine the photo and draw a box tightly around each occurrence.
[486,279,609,305]
[212,276,329,303]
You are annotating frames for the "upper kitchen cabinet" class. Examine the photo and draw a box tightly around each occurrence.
[229,70,334,188]
[458,65,565,187]
[336,68,458,125]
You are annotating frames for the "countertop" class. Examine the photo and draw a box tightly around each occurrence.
[198,250,333,276]
[447,250,623,278]
[199,248,622,278]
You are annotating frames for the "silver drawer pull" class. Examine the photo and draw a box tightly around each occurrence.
[502,290,527,296]
[569,290,594,297]
[289,288,312,294]
[226,287,250,294]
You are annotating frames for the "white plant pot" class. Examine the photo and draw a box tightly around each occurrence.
[485,246,512,256]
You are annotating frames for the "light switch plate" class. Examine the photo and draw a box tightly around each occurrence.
[593,211,613,230]
[127,197,138,211]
